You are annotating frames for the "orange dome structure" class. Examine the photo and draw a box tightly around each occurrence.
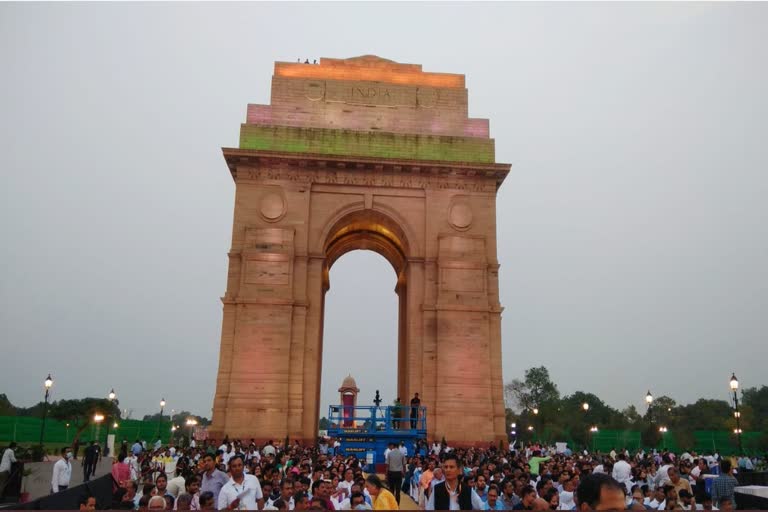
[338,375,360,427]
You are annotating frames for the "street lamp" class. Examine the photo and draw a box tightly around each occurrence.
[185,418,198,445]
[156,398,166,442]
[104,388,116,456]
[582,403,589,411]
[65,423,70,443]
[658,426,668,433]
[532,408,539,415]
[93,413,104,445]
[39,374,54,453]
[589,425,598,452]
[645,390,654,424]
[730,373,742,452]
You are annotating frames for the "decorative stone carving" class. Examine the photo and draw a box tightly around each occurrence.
[259,191,286,222]
[448,196,473,231]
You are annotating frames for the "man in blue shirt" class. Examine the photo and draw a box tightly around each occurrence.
[130,440,142,456]
[200,453,229,506]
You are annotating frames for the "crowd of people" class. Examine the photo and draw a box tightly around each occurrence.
[7,434,762,511]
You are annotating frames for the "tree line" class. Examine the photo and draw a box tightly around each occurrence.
[0,393,210,442]
[504,366,768,450]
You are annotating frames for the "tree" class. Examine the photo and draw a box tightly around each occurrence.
[621,405,642,426]
[143,410,210,427]
[742,386,768,432]
[0,394,15,416]
[48,397,122,441]
[646,395,677,426]
[318,417,330,430]
[504,366,560,412]
[676,399,731,430]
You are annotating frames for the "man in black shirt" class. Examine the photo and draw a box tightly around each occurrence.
[82,442,98,482]
[409,393,421,429]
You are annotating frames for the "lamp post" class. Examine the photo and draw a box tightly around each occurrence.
[645,391,654,424]
[185,418,198,445]
[589,426,598,453]
[658,425,668,449]
[65,423,70,443]
[93,413,104,447]
[39,374,54,453]
[730,373,743,453]
[156,398,166,441]
[103,388,116,456]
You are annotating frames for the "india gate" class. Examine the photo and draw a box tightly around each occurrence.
[210,55,509,445]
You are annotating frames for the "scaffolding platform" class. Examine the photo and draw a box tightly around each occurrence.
[326,405,427,464]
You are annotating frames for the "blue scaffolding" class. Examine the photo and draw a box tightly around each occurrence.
[326,405,427,465]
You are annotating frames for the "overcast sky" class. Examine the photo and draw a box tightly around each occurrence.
[1,3,767,424]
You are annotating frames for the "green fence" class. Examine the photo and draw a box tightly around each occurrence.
[0,416,171,445]
[587,429,763,455]
[590,430,643,452]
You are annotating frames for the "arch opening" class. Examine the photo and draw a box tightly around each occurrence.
[320,251,399,422]
[317,209,411,426]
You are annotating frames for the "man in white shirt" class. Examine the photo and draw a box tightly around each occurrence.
[655,455,673,489]
[51,447,73,493]
[166,466,186,498]
[648,487,666,509]
[611,453,633,491]
[123,453,140,481]
[218,456,264,510]
[223,445,235,468]
[0,442,18,496]
[267,479,296,510]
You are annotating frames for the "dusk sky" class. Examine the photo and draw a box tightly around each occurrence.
[1,3,766,423]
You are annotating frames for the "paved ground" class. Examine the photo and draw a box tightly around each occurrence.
[398,492,419,510]
[372,474,419,510]
[21,456,113,502]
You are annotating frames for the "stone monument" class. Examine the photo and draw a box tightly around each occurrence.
[210,55,509,445]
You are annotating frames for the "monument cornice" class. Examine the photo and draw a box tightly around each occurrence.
[222,148,510,189]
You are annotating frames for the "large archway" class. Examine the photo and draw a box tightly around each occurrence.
[210,55,510,444]
[319,250,398,421]
[319,209,411,414]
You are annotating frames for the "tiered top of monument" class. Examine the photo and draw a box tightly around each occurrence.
[236,55,498,165]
